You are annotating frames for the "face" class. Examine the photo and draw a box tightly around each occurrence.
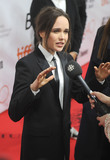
[40,16,69,55]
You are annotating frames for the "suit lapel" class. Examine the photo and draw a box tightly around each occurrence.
[35,48,60,99]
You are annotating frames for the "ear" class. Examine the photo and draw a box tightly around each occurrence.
[39,32,45,38]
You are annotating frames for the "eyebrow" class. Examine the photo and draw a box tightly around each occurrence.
[51,28,69,31]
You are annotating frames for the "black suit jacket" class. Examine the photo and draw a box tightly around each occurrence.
[8,46,107,160]
[75,26,110,160]
[30,0,86,53]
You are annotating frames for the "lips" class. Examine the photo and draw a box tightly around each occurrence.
[56,42,64,47]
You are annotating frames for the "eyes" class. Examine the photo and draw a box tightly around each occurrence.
[51,28,69,34]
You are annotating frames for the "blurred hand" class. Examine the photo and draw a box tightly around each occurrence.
[88,91,110,109]
[94,62,110,81]
[88,91,110,127]
[97,114,107,127]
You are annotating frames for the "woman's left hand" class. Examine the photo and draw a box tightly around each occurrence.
[94,62,110,81]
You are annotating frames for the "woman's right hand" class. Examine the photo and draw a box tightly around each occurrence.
[30,66,55,91]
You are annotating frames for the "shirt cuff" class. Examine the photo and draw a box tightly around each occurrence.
[98,79,105,85]
[31,89,40,96]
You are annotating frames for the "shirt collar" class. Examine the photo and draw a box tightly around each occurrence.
[38,44,57,62]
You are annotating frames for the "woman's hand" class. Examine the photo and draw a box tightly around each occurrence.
[88,92,109,127]
[94,62,110,81]
[97,114,107,127]
[30,66,55,91]
[88,91,110,109]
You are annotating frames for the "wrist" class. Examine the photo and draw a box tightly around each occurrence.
[30,83,38,91]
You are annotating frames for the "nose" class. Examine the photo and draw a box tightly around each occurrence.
[59,32,65,40]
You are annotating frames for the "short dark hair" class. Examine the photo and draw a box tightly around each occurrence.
[33,6,71,52]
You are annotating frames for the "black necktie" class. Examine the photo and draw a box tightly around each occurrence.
[52,57,59,91]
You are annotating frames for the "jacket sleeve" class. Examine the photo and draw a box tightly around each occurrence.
[70,75,108,104]
[8,58,41,122]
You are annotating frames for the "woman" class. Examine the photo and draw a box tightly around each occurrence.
[8,7,110,160]
[30,0,87,60]
[75,18,110,160]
